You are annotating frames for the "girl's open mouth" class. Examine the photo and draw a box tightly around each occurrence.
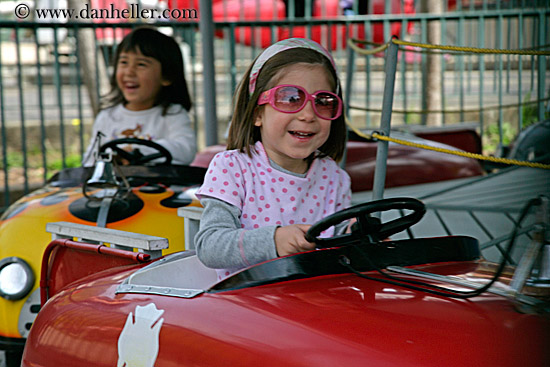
[123,82,139,91]
[289,131,315,138]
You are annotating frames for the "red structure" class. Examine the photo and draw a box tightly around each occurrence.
[169,0,415,49]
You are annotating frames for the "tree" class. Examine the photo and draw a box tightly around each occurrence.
[67,0,110,116]
[422,0,443,126]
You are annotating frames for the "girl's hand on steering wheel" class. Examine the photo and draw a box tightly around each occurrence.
[113,145,133,165]
[275,224,316,257]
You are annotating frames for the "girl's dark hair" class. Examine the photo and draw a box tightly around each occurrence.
[103,26,192,113]
[227,47,347,162]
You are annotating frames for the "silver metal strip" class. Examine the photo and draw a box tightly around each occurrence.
[386,265,545,308]
[116,283,204,299]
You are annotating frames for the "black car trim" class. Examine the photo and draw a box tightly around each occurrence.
[209,235,480,293]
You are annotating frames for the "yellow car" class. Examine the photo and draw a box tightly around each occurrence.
[0,139,205,366]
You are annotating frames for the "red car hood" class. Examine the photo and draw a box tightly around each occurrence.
[23,257,550,367]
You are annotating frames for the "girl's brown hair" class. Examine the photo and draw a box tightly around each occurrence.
[226,47,347,162]
[103,26,192,114]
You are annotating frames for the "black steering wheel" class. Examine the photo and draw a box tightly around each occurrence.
[99,138,172,165]
[305,197,426,249]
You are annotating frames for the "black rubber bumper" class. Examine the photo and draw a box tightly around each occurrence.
[0,335,25,353]
[0,336,25,367]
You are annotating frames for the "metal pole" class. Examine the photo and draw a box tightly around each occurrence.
[478,15,485,146]
[341,45,355,169]
[15,26,29,193]
[199,0,218,146]
[344,45,355,118]
[537,11,547,122]
[0,30,9,210]
[372,39,398,205]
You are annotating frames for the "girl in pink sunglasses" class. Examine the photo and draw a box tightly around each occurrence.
[195,38,351,280]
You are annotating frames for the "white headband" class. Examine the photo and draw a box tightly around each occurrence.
[248,38,338,95]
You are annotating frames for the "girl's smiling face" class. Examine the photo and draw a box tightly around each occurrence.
[255,63,334,174]
[116,49,171,111]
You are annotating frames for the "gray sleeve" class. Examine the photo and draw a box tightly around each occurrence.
[194,197,279,269]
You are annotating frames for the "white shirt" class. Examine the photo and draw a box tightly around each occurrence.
[82,103,196,166]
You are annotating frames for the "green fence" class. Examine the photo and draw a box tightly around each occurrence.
[0,0,549,212]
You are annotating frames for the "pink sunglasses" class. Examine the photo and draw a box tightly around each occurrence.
[257,84,342,120]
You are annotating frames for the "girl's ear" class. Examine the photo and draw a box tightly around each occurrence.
[161,79,172,87]
[254,106,264,127]
[254,112,262,127]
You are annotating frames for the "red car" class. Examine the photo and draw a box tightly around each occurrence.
[0,129,483,367]
[21,197,550,366]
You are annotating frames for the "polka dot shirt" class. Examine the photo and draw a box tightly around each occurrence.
[196,141,352,237]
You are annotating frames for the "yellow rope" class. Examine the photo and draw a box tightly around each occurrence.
[345,38,550,169]
[349,39,384,47]
[350,38,451,55]
[347,124,550,170]
[347,38,388,55]
[349,96,550,114]
[393,42,550,55]
[348,38,550,56]
[347,38,449,57]
[392,38,550,55]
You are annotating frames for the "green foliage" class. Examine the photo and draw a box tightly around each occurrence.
[521,92,550,129]
[46,154,81,171]
[0,151,81,171]
[521,92,538,129]
[482,93,549,156]
[404,112,421,125]
[6,152,24,169]
[483,122,517,155]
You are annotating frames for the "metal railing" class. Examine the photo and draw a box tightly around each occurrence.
[1,0,549,212]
